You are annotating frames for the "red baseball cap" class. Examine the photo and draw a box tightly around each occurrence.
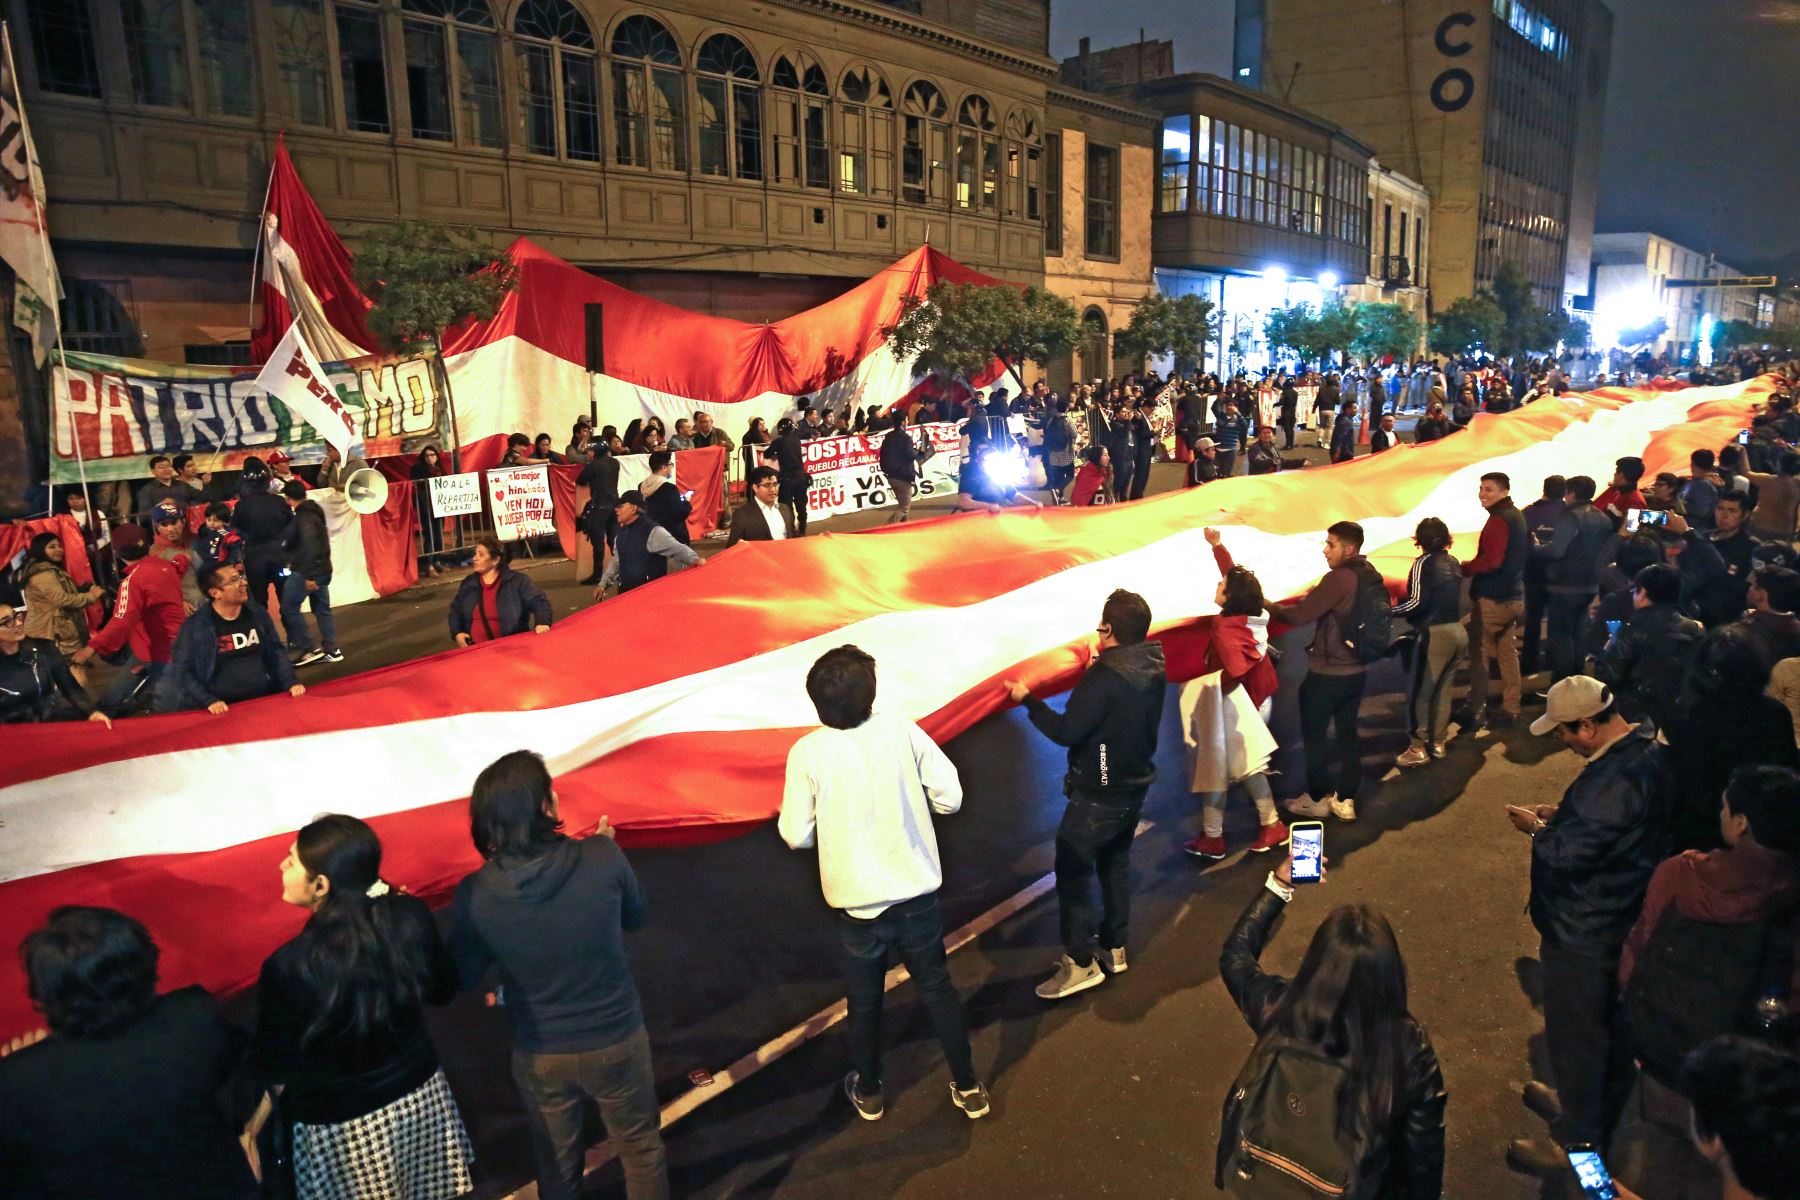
[267,450,292,465]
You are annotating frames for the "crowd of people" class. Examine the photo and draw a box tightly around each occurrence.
[5,355,1800,1200]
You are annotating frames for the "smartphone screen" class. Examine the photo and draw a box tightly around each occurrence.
[1640,509,1668,528]
[1567,1148,1617,1199]
[1623,508,1642,534]
[1290,821,1323,884]
[1738,428,1752,445]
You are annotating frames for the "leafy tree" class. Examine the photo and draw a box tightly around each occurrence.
[1262,303,1316,363]
[883,281,1082,392]
[1710,318,1761,351]
[1616,317,1668,349]
[1562,315,1592,350]
[1486,259,1582,356]
[353,221,517,353]
[1428,294,1506,357]
[1307,301,1361,366]
[1350,302,1423,364]
[1113,292,1217,373]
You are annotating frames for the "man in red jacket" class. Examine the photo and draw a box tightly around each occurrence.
[72,527,185,717]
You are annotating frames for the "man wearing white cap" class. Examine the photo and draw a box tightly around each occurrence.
[1505,675,1671,1177]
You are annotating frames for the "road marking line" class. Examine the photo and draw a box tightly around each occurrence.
[500,819,1156,1198]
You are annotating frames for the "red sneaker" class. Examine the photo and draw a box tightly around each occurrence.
[1249,820,1290,853]
[1182,835,1229,861]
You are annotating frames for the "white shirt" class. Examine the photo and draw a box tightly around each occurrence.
[756,498,787,540]
[780,712,963,917]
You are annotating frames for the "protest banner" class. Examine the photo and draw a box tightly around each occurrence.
[800,422,964,521]
[429,472,483,519]
[50,345,450,482]
[485,464,557,541]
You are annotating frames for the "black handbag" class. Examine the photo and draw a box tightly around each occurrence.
[255,1091,297,1200]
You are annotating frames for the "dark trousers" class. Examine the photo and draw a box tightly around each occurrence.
[1546,591,1591,682]
[1521,570,1549,675]
[1279,420,1296,449]
[1216,448,1238,477]
[1112,457,1137,502]
[246,554,283,615]
[1055,786,1146,966]
[839,892,976,1091]
[1130,447,1153,499]
[1540,941,1634,1149]
[780,476,808,535]
[1297,670,1367,801]
[511,1026,669,1200]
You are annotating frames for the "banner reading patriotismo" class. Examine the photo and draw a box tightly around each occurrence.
[800,422,964,521]
[50,345,451,482]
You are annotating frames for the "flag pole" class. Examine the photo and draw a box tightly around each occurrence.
[3,24,89,523]
[247,134,279,356]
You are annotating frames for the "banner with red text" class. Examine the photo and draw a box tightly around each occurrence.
[793,423,965,521]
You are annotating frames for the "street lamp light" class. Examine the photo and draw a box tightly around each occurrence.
[1318,271,1339,290]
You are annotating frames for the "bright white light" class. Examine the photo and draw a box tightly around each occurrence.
[980,447,1028,490]
[1237,67,1251,77]
[1318,271,1339,290]
[1699,313,1716,367]
[1263,265,1287,284]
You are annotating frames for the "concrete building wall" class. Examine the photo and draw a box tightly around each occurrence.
[1591,230,1748,361]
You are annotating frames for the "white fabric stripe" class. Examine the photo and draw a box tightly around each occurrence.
[0,386,1741,883]
[444,335,917,453]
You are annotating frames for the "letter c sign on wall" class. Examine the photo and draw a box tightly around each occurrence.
[1431,12,1477,113]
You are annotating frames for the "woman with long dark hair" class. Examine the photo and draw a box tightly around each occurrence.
[1393,517,1465,766]
[1181,528,1284,862]
[1218,853,1446,1198]
[409,446,447,575]
[18,532,102,685]
[250,815,472,1199]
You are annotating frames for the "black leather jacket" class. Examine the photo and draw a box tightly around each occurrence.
[1219,887,1447,1199]
[1594,604,1703,727]
[1530,728,1671,957]
[1534,501,1615,593]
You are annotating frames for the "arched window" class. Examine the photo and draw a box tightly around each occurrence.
[1005,109,1042,220]
[401,0,500,146]
[955,94,998,211]
[270,0,329,126]
[695,33,761,181]
[610,14,684,171]
[122,0,189,108]
[771,50,828,189]
[838,65,892,196]
[61,280,143,358]
[901,81,948,205]
[25,0,101,98]
[515,0,599,161]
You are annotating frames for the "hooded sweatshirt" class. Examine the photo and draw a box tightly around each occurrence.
[448,836,648,1053]
[1619,842,1800,1004]
[1022,639,1167,793]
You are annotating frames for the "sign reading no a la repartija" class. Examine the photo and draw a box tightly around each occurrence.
[485,465,557,541]
[428,473,482,519]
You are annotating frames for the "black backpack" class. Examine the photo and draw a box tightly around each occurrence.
[1217,1035,1374,1199]
[1623,904,1797,1086]
[1340,561,1394,664]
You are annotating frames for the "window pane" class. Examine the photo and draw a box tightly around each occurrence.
[902,114,924,200]
[196,0,253,117]
[27,0,102,97]
[611,63,646,166]
[650,67,685,172]
[403,20,452,140]
[1160,115,1190,213]
[981,138,1000,210]
[271,0,328,125]
[123,0,190,107]
[773,92,800,183]
[733,82,762,180]
[456,29,502,147]
[804,101,828,189]
[1026,145,1040,219]
[955,131,976,208]
[337,6,391,133]
[1044,132,1062,253]
[839,107,866,193]
[871,110,892,195]
[697,76,728,176]
[518,43,556,154]
[561,51,599,161]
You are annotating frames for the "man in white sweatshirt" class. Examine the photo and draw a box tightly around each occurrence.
[780,644,991,1123]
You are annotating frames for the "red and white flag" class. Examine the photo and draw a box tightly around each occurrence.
[0,24,59,364]
[0,377,1773,1040]
[255,318,362,458]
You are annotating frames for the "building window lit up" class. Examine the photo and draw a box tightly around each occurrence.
[1493,0,1568,59]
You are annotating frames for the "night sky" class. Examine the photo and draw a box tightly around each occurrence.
[1050,0,1798,273]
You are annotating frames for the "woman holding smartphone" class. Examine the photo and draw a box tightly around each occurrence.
[1215,850,1447,1199]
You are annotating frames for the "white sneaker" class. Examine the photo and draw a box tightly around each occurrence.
[1283,793,1334,819]
[1329,795,1358,822]
[1034,954,1107,1000]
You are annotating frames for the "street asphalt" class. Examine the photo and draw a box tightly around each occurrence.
[258,429,1581,1200]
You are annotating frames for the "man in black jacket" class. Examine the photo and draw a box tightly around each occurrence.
[576,441,620,585]
[161,563,305,714]
[1506,676,1670,1174]
[639,452,692,547]
[878,413,920,523]
[1006,589,1166,1000]
[230,464,292,614]
[1594,563,1703,730]
[727,468,797,543]
[449,750,668,1200]
[1534,476,1615,681]
[278,480,339,667]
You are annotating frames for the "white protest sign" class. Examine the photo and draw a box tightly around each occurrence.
[429,472,482,518]
[484,464,556,541]
[796,422,964,522]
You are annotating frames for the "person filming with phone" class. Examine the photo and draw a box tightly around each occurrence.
[1505,677,1671,1178]
[1214,841,1447,1199]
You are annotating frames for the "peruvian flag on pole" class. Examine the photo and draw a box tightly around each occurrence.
[251,133,374,363]
[255,319,362,458]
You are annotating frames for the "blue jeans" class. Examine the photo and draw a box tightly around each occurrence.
[839,892,977,1091]
[99,656,166,715]
[280,571,337,653]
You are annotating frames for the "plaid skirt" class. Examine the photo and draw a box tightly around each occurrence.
[292,1069,475,1200]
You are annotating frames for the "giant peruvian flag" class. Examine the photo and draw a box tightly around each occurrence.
[250,138,1008,475]
[0,376,1773,1040]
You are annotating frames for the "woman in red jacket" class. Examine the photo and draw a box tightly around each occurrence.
[1181,527,1286,861]
[1068,444,1113,507]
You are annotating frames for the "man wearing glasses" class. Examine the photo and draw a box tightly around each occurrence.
[727,467,797,544]
[160,563,305,714]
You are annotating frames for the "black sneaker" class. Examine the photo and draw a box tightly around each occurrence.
[323,649,345,664]
[844,1071,884,1121]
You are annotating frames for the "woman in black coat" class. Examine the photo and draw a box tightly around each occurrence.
[1218,853,1447,1199]
[408,446,447,574]
[448,536,553,646]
